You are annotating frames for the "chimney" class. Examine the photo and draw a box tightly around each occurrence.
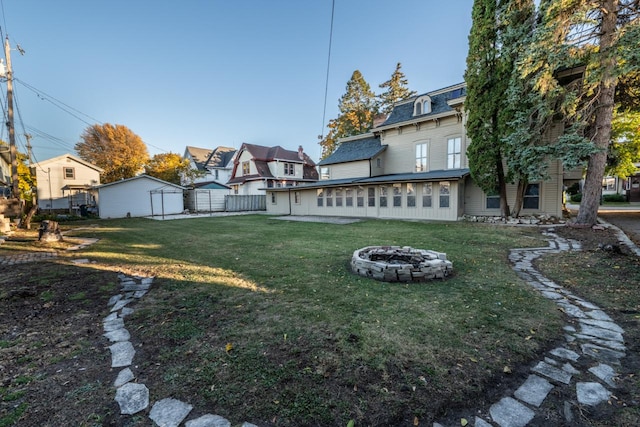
[373,113,387,128]
[298,145,305,161]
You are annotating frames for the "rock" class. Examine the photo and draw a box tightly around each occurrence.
[115,383,149,415]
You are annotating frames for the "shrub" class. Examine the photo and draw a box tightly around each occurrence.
[570,193,582,203]
[602,193,626,203]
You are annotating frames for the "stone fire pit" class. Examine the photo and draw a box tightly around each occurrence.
[351,246,452,282]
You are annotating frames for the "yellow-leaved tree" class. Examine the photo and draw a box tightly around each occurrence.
[145,152,198,185]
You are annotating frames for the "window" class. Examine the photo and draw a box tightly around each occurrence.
[602,177,616,191]
[284,163,295,176]
[379,186,388,207]
[270,192,276,204]
[64,167,75,179]
[233,185,239,195]
[320,167,330,180]
[376,158,382,168]
[242,161,250,175]
[439,182,450,208]
[357,188,364,207]
[523,183,540,209]
[335,188,343,207]
[294,191,301,204]
[215,170,219,180]
[486,189,500,209]
[447,137,461,169]
[317,189,324,207]
[416,143,428,172]
[368,188,375,207]
[393,184,402,207]
[407,183,416,207]
[414,95,432,116]
[422,183,432,207]
[345,189,353,207]
[326,188,333,207]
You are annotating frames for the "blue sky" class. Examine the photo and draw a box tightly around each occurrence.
[1,0,473,164]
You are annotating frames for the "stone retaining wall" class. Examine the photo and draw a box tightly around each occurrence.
[351,246,452,282]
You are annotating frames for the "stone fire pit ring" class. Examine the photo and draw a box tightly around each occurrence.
[351,246,452,282]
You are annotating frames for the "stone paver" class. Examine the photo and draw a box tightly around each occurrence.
[490,397,535,427]
[514,375,554,407]
[115,383,149,415]
[589,363,618,388]
[576,382,611,406]
[149,398,193,427]
[185,414,232,427]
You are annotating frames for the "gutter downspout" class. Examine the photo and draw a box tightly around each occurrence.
[288,188,292,215]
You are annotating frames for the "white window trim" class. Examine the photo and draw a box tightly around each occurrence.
[414,95,432,116]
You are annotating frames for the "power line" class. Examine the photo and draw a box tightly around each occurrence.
[15,78,102,126]
[319,0,335,141]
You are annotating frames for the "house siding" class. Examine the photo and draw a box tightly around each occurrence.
[98,177,184,218]
[34,155,102,212]
[380,115,466,174]
[324,160,370,180]
[270,181,461,221]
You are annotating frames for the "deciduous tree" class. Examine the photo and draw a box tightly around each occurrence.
[145,152,192,185]
[75,124,149,183]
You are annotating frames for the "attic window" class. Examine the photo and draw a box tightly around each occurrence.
[64,167,75,179]
[414,95,432,116]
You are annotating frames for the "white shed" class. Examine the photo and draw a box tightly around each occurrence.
[96,175,186,219]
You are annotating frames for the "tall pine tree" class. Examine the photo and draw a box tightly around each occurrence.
[377,62,417,116]
[465,0,511,217]
[522,0,639,225]
[320,70,377,159]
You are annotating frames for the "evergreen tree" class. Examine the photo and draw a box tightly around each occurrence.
[521,0,639,225]
[76,123,150,183]
[319,70,377,159]
[465,0,511,217]
[377,62,417,116]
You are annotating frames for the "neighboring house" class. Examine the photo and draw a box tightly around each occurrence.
[622,164,640,202]
[183,145,236,185]
[266,82,568,221]
[33,154,103,214]
[227,143,318,195]
[0,150,11,197]
[95,174,186,219]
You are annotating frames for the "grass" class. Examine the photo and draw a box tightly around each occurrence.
[64,215,564,425]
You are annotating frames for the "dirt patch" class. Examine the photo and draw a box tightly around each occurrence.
[0,223,638,426]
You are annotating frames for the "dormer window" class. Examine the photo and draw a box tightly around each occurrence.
[414,95,432,116]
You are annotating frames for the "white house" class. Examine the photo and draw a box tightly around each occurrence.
[183,145,236,186]
[266,82,569,221]
[96,175,186,219]
[33,154,103,214]
[227,143,318,195]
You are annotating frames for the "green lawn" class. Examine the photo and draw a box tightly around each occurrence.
[62,215,565,425]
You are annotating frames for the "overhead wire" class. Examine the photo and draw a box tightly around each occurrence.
[319,0,335,141]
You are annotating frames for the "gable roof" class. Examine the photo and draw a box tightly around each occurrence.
[377,83,466,129]
[184,146,213,170]
[205,146,236,168]
[239,143,317,166]
[318,134,386,166]
[96,174,186,190]
[35,153,104,173]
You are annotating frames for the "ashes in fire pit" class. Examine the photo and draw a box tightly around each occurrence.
[351,246,452,282]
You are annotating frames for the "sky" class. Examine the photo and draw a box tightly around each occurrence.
[0,0,474,164]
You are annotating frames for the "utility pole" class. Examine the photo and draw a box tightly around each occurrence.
[4,37,19,199]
